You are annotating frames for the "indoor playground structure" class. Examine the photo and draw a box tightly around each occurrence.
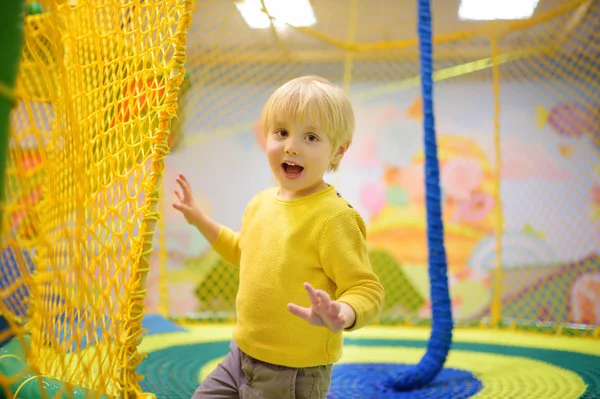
[0,0,599,398]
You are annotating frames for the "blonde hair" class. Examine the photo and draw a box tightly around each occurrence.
[261,75,355,171]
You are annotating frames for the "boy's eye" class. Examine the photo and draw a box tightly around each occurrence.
[306,134,319,142]
[275,129,288,137]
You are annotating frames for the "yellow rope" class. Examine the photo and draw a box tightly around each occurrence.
[119,2,193,396]
[2,0,193,397]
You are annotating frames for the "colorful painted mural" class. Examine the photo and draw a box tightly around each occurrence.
[147,81,600,326]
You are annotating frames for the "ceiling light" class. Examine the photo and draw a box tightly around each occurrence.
[458,0,540,20]
[235,0,317,29]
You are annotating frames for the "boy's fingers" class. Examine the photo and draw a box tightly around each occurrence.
[176,175,190,190]
[287,303,310,320]
[182,184,193,198]
[180,174,191,188]
[175,180,194,203]
[328,302,338,315]
[172,200,190,211]
[316,289,328,300]
[304,283,320,306]
[315,290,330,309]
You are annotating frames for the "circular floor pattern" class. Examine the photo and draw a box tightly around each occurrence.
[321,364,483,399]
[137,326,600,399]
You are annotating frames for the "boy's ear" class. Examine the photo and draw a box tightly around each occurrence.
[332,141,350,164]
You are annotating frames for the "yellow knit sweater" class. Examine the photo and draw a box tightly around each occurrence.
[212,185,384,368]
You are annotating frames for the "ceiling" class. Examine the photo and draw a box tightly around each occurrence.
[270,0,573,42]
[188,0,595,59]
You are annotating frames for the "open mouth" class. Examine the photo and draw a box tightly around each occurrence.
[281,161,304,179]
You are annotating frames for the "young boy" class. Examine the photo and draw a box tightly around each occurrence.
[173,75,384,398]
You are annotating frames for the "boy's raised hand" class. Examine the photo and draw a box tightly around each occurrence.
[287,282,356,333]
[173,174,202,225]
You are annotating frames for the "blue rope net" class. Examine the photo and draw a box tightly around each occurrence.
[388,0,454,389]
[329,0,455,394]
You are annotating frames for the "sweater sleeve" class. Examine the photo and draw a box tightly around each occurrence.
[318,209,384,331]
[211,225,242,267]
[210,191,261,267]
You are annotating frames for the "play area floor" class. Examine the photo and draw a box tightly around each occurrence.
[137,315,600,398]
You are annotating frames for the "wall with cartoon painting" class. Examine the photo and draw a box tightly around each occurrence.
[147,78,599,328]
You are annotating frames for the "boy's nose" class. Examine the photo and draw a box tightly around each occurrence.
[285,148,298,155]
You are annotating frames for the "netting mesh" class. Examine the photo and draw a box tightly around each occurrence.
[147,0,599,337]
[1,0,599,397]
[489,3,599,331]
[1,0,191,397]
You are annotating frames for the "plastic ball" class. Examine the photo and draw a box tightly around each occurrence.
[27,2,44,15]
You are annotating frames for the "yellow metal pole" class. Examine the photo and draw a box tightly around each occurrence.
[490,36,504,328]
[333,0,358,187]
[158,184,170,318]
[342,0,358,94]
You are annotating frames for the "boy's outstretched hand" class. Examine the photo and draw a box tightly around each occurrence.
[173,174,202,225]
[172,173,221,245]
[287,282,356,333]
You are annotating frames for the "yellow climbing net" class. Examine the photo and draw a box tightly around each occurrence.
[1,0,191,397]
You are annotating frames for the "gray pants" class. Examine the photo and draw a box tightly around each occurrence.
[192,341,333,399]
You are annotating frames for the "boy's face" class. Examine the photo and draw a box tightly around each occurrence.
[265,119,342,200]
